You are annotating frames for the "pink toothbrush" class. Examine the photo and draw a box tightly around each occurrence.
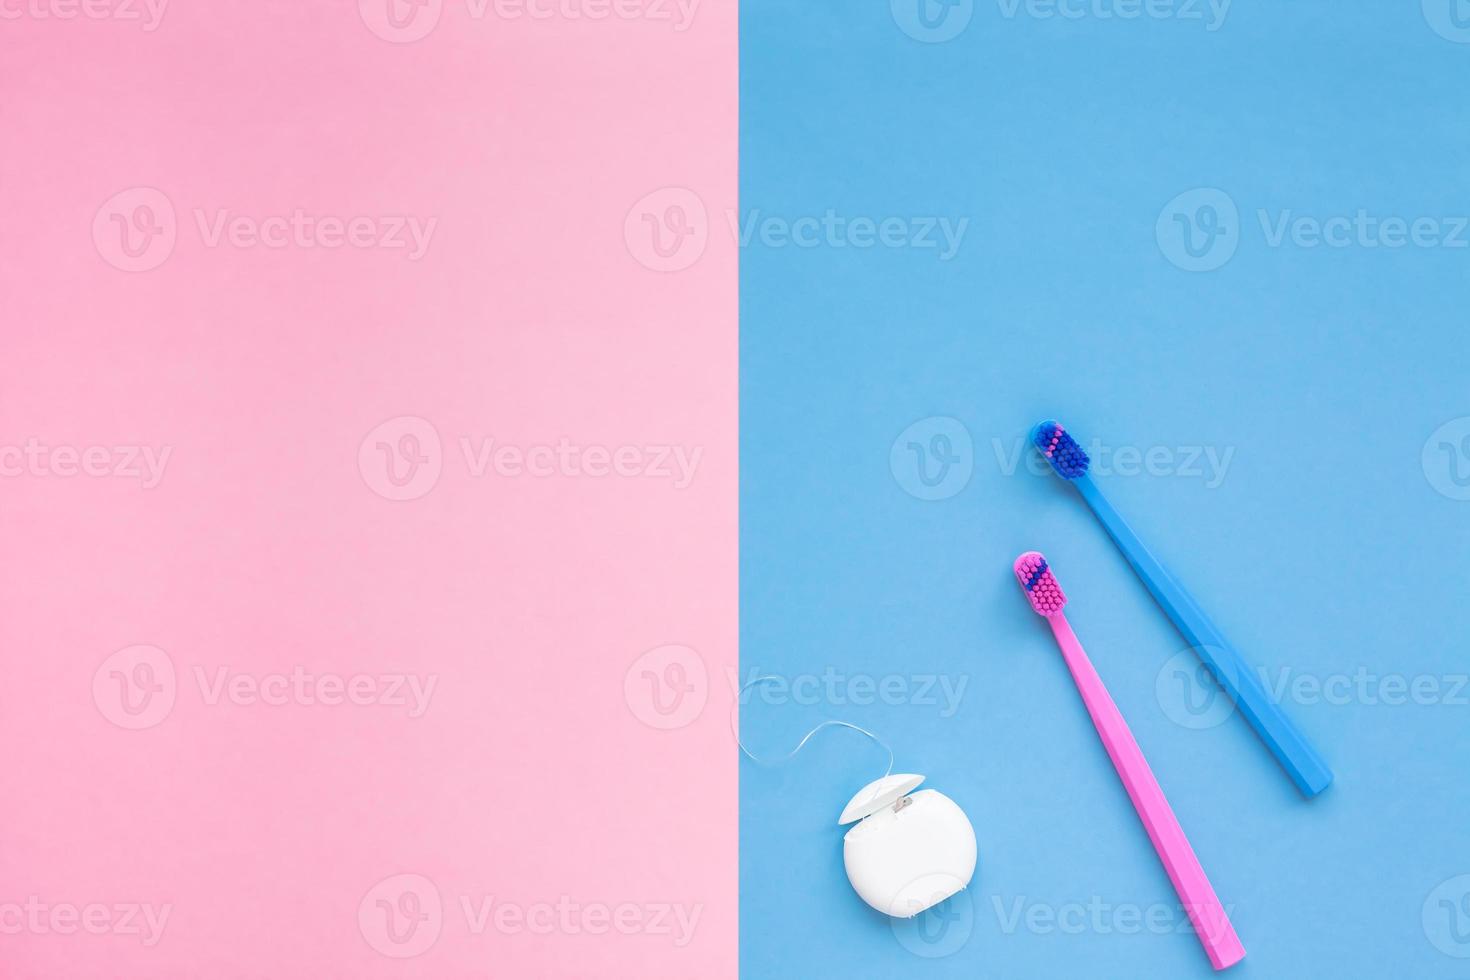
[1014,551,1246,971]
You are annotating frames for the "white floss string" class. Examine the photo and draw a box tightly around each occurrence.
[732,674,894,781]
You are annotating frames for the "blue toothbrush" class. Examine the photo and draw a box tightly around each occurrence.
[1032,420,1333,798]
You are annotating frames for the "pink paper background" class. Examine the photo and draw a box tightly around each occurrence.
[0,1,735,976]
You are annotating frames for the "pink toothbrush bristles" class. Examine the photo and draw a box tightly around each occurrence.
[1014,551,1067,617]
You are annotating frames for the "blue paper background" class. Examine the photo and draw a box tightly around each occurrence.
[739,2,1470,977]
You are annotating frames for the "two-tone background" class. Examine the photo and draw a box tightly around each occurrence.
[5,1,1470,977]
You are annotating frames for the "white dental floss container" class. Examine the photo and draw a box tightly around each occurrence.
[839,773,977,918]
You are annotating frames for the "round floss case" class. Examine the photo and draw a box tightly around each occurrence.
[839,773,977,918]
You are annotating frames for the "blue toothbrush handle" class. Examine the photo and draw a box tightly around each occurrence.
[1075,475,1334,797]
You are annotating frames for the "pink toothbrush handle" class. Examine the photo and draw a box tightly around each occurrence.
[1051,614,1246,971]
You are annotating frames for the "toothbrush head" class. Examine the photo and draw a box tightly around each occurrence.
[1014,551,1067,617]
[1032,420,1089,479]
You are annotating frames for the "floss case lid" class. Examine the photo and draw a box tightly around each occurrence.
[837,773,925,825]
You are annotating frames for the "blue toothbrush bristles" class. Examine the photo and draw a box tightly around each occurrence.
[1033,420,1089,479]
